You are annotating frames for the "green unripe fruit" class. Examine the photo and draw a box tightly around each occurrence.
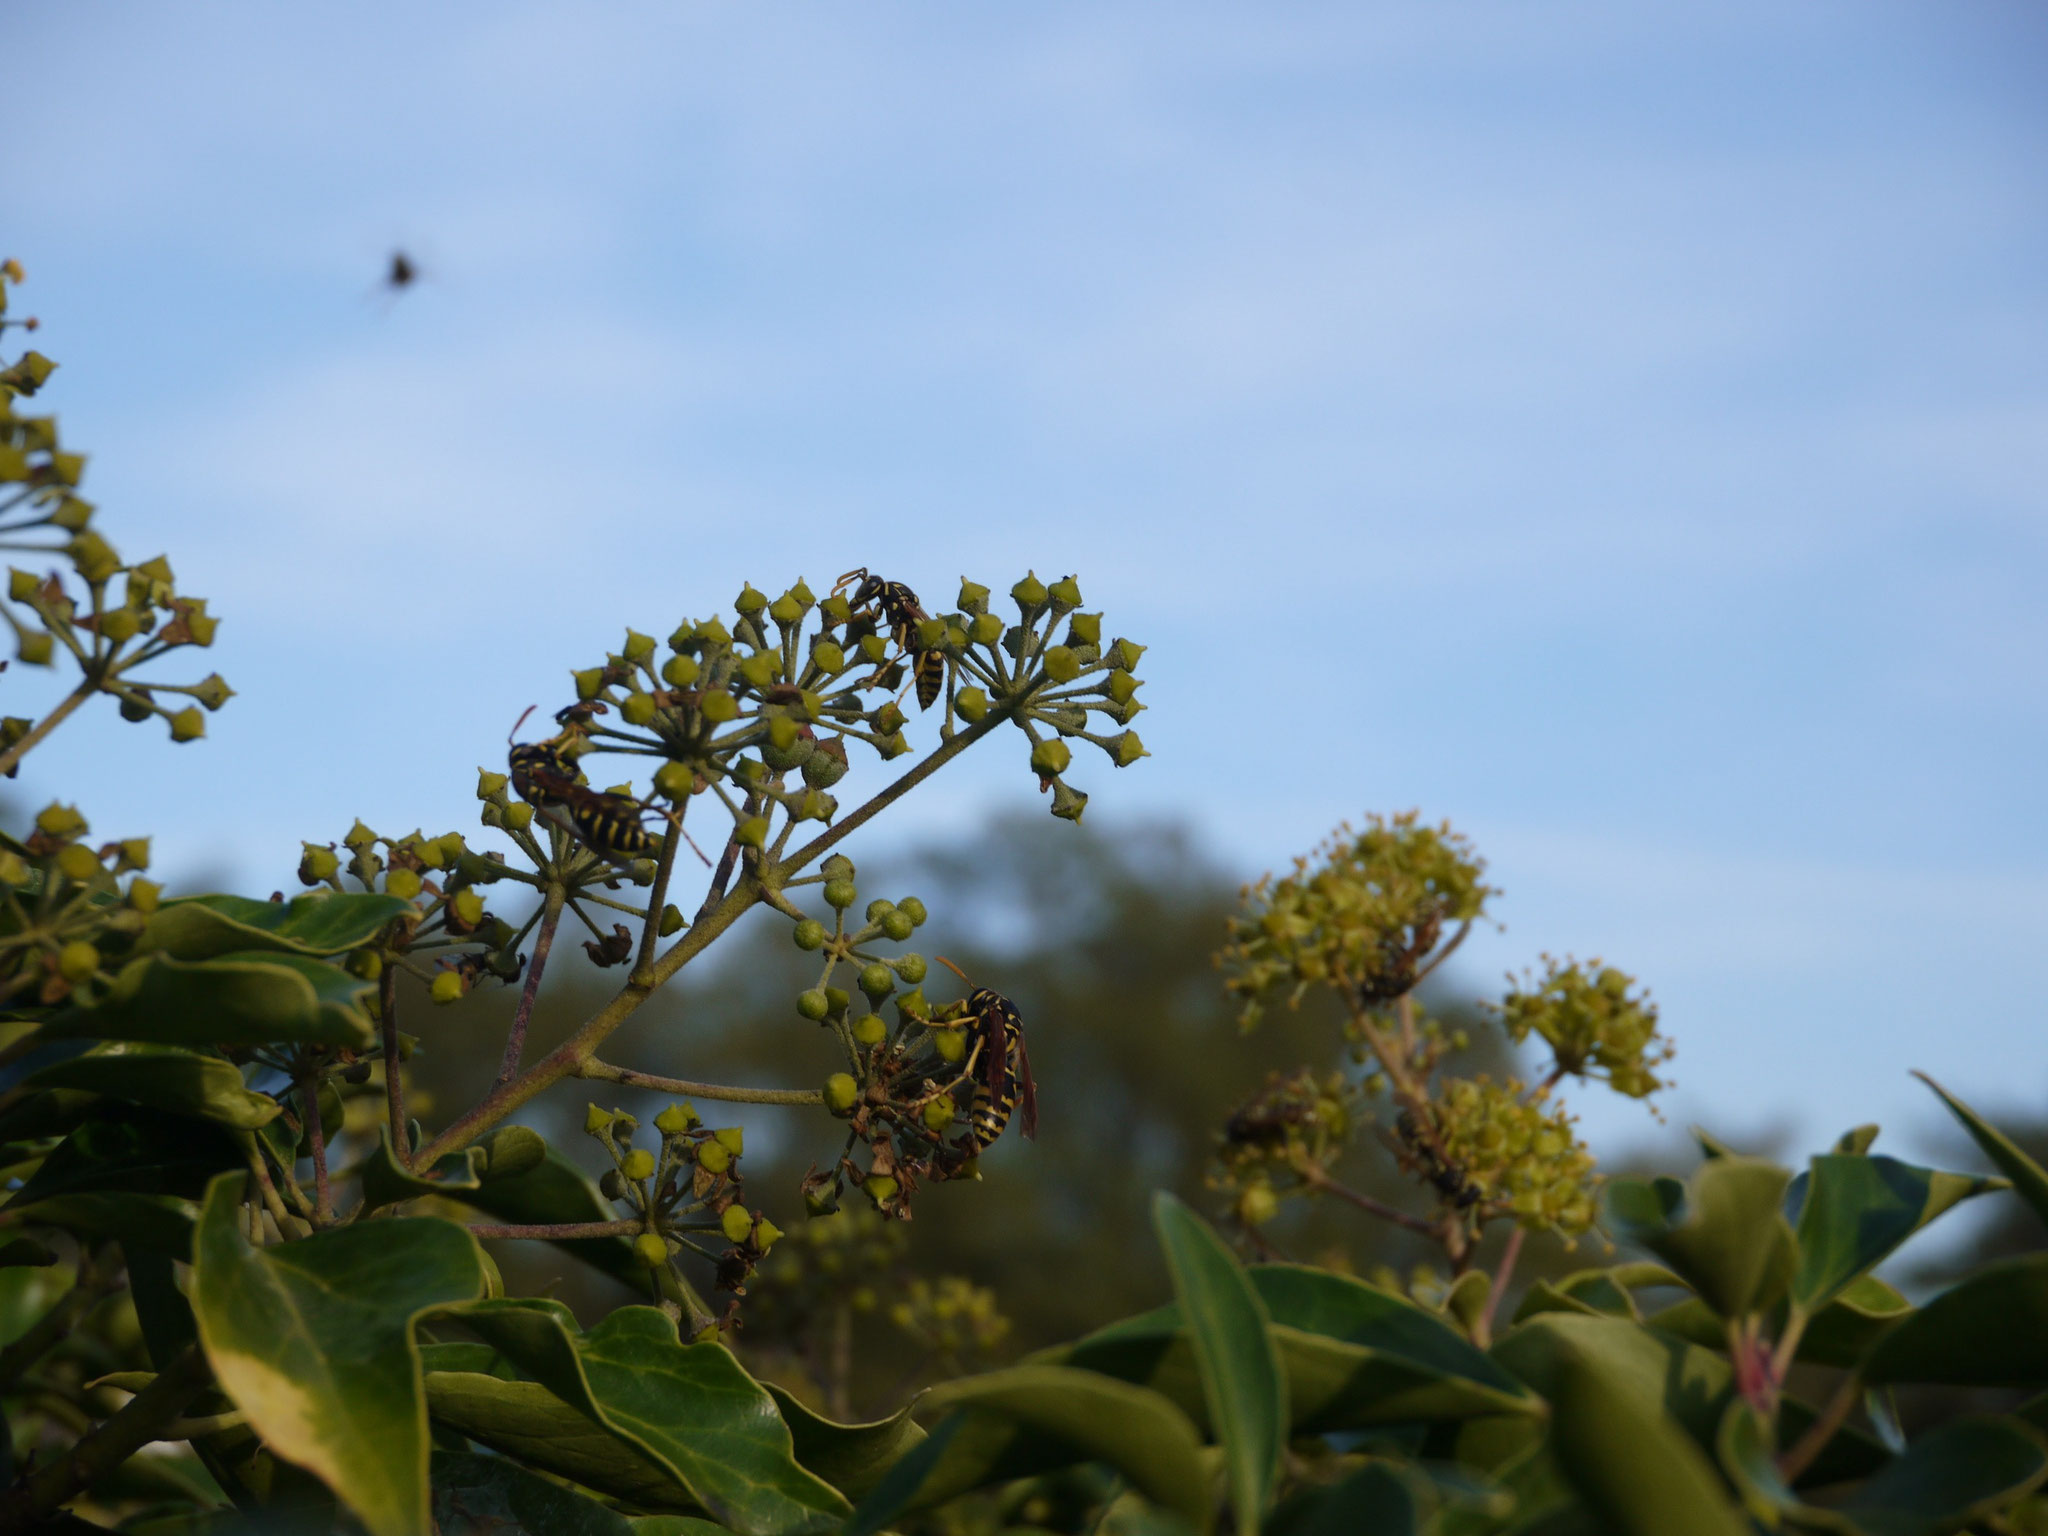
[600,1168,628,1200]
[6,569,35,602]
[662,654,700,687]
[914,616,946,649]
[822,854,855,879]
[1029,738,1072,777]
[477,768,509,800]
[825,986,850,1014]
[803,741,849,786]
[1011,572,1048,608]
[503,803,534,831]
[634,1233,670,1268]
[698,616,732,645]
[1042,645,1081,683]
[618,629,655,663]
[573,667,606,701]
[57,941,99,983]
[735,816,769,849]
[1048,575,1081,608]
[697,1140,732,1174]
[1107,669,1139,704]
[769,592,804,626]
[722,1204,755,1243]
[735,582,767,614]
[767,714,801,752]
[864,897,894,922]
[385,867,423,902]
[586,1103,616,1135]
[933,1026,967,1063]
[858,963,895,999]
[872,701,905,736]
[889,953,925,985]
[480,1126,547,1181]
[755,1216,783,1250]
[811,640,846,675]
[659,903,684,935]
[797,988,831,1021]
[451,888,486,927]
[167,706,205,742]
[824,1073,859,1113]
[118,693,153,723]
[655,1102,699,1136]
[1111,731,1147,767]
[1238,1183,1280,1227]
[1111,638,1146,670]
[858,633,889,664]
[793,919,827,952]
[715,1127,744,1156]
[966,612,1002,646]
[621,692,657,727]
[98,606,139,644]
[876,731,911,760]
[853,1013,888,1047]
[651,761,695,801]
[955,686,988,723]
[958,578,990,612]
[922,1098,955,1132]
[863,1175,899,1204]
[195,672,235,712]
[824,878,857,910]
[621,1148,656,1182]
[881,909,914,942]
[819,593,852,625]
[1067,612,1102,647]
[431,970,465,1005]
[699,689,739,724]
[126,878,162,914]
[739,650,779,689]
[897,896,927,926]
[55,843,100,882]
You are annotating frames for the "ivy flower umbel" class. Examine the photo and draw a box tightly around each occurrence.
[1497,956,1674,1102]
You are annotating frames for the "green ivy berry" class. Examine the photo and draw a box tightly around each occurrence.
[699,690,739,724]
[662,654,700,687]
[853,1013,888,1047]
[1067,612,1102,647]
[811,639,846,675]
[697,1140,732,1174]
[1011,572,1048,609]
[721,1205,754,1243]
[573,667,607,701]
[824,878,857,910]
[1029,738,1071,777]
[969,612,1004,645]
[769,592,805,627]
[958,578,990,612]
[797,988,831,1021]
[881,909,914,942]
[634,1233,670,1268]
[1041,645,1081,683]
[894,953,927,985]
[503,803,534,832]
[430,970,465,1005]
[167,706,204,742]
[585,1104,616,1135]
[793,918,826,951]
[933,1027,967,1064]
[735,582,768,614]
[57,941,99,983]
[655,1102,698,1135]
[659,903,684,936]
[1111,730,1147,767]
[897,896,927,926]
[755,1217,783,1250]
[621,692,657,727]
[1048,575,1081,609]
[955,687,988,723]
[858,963,895,999]
[824,1073,859,1113]
[735,816,769,849]
[922,1099,955,1132]
[621,1149,656,1182]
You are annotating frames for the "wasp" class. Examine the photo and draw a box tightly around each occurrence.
[507,706,586,807]
[1395,1108,1480,1209]
[834,567,946,711]
[934,958,1037,1151]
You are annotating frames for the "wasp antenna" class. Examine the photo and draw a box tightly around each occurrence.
[832,567,869,594]
[508,705,538,744]
[934,955,972,985]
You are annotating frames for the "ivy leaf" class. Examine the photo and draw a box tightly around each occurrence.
[1786,1153,2005,1313]
[1866,1255,2048,1387]
[3,1105,241,1205]
[1605,1158,1796,1319]
[140,892,410,960]
[1916,1072,2048,1233]
[25,1042,280,1130]
[763,1384,924,1502]
[452,1298,848,1534]
[432,1448,640,1536]
[1152,1192,1282,1536]
[49,950,375,1049]
[190,1172,490,1536]
[1837,1416,2048,1534]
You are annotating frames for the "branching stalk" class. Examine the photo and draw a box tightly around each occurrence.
[498,882,566,1086]
[578,1058,825,1105]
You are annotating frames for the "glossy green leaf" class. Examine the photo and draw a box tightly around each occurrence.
[141,892,410,960]
[453,1297,848,1534]
[451,1144,647,1291]
[25,1043,279,1130]
[1716,1401,1852,1532]
[1606,1157,1796,1318]
[355,1125,486,1213]
[1540,1324,1752,1536]
[1787,1153,2005,1312]
[4,1105,241,1205]
[0,1087,97,1145]
[1151,1192,1282,1536]
[5,1191,195,1259]
[190,1171,491,1536]
[426,1369,699,1511]
[1839,1416,2048,1535]
[50,950,375,1049]
[915,1364,1211,1531]
[432,1448,638,1536]
[1916,1072,2048,1232]
[1266,1462,1417,1536]
[844,1414,970,1536]
[763,1383,924,1501]
[1650,1273,1914,1369]
[1867,1255,2048,1386]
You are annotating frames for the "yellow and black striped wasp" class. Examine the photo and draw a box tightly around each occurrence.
[834,567,946,711]
[507,707,708,866]
[934,957,1037,1150]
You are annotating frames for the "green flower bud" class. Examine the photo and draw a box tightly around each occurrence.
[797,988,831,1021]
[1106,669,1139,705]
[697,1140,731,1174]
[824,878,857,910]
[662,654,700,687]
[648,761,692,801]
[872,701,906,736]
[35,803,83,840]
[1237,1182,1280,1227]
[933,1026,967,1064]
[430,970,465,1005]
[6,569,36,602]
[922,1098,956,1132]
[822,854,855,879]
[853,1012,888,1047]
[913,616,946,649]
[735,816,769,849]
[755,1216,783,1250]
[699,689,739,724]
[127,877,161,913]
[739,650,780,689]
[735,583,768,615]
[98,606,139,644]
[825,986,850,1014]
[955,686,988,723]
[659,903,684,936]
[503,803,534,832]
[599,1168,628,1200]
[875,731,911,760]
[698,616,732,646]
[385,867,423,902]
[54,843,97,883]
[116,693,152,723]
[894,987,929,1022]
[634,1233,670,1268]
[880,909,914,942]
[57,940,99,983]
[1029,738,1071,777]
[621,1148,656,1181]
[858,963,895,999]
[715,1127,744,1156]
[863,1175,898,1205]
[1111,730,1147,767]
[622,628,656,662]
[477,768,509,800]
[897,896,928,927]
[1011,572,1048,609]
[620,692,657,727]
[967,612,1003,647]
[766,714,802,753]
[791,919,827,953]
[1066,612,1102,647]
[573,667,607,701]
[810,639,846,676]
[1111,638,1145,670]
[825,1072,859,1113]
[957,578,990,612]
[1041,645,1080,683]
[17,631,52,667]
[865,897,895,922]
[894,952,927,985]
[1047,575,1081,609]
[586,1104,616,1135]
[722,1204,755,1243]
[769,592,805,627]
[1050,780,1087,822]
[655,1102,698,1135]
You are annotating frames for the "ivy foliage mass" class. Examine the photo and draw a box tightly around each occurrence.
[1,266,2046,1535]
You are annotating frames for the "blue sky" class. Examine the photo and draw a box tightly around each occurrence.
[7,2,2046,1160]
